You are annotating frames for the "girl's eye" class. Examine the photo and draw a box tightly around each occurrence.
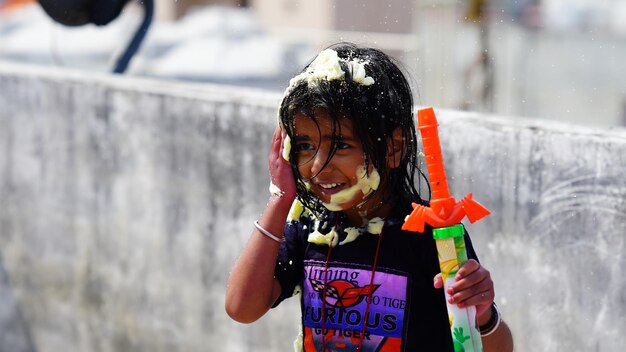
[296,143,315,152]
[334,142,351,150]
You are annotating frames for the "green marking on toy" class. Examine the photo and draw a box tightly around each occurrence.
[453,327,471,352]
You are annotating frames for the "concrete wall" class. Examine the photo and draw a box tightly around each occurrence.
[0,62,300,352]
[1,61,625,351]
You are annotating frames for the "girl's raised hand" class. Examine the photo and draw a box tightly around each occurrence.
[269,127,297,202]
[433,259,494,318]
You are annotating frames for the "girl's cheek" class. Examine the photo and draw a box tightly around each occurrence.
[297,166,309,179]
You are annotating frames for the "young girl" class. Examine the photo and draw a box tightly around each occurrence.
[226,43,513,351]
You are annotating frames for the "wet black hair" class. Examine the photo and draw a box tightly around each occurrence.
[279,43,428,213]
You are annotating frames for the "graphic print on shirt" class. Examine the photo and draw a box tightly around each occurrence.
[302,261,408,351]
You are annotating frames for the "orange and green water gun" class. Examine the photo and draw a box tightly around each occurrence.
[402,107,490,352]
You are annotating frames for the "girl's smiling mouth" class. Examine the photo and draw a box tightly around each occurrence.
[314,182,346,196]
[316,165,381,212]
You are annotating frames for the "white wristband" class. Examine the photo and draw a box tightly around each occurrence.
[480,303,502,337]
[254,220,285,243]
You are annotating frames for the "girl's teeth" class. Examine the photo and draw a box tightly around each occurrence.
[321,183,339,189]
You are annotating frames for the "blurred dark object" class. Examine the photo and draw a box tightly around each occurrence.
[36,0,153,73]
[461,0,494,112]
[37,0,130,26]
[465,0,486,22]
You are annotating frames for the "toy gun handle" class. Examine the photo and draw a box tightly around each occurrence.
[434,225,483,352]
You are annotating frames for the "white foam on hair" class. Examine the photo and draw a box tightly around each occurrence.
[287,49,375,91]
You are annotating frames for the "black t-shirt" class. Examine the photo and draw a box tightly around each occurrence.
[273,200,479,351]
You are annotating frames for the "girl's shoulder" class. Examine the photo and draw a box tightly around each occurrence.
[283,199,331,240]
[387,195,428,223]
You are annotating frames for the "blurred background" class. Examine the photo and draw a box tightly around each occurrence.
[1,0,625,128]
[2,1,626,352]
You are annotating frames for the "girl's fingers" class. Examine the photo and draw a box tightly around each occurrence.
[447,260,494,307]
[433,273,443,289]
[267,128,297,200]
[270,128,289,169]
[449,285,494,308]
[451,264,489,293]
[270,127,282,158]
[448,275,490,302]
[454,259,480,281]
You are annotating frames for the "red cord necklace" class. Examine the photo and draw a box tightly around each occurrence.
[319,220,386,352]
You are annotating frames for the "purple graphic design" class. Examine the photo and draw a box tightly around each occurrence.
[302,261,408,340]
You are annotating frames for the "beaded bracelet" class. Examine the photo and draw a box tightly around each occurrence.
[480,302,502,337]
[254,220,285,243]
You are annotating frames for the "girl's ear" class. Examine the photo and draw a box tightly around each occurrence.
[387,128,404,169]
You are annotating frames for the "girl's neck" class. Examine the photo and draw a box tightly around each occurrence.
[343,192,395,227]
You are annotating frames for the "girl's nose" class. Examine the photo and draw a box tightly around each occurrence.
[309,147,332,177]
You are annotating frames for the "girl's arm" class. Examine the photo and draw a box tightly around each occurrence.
[478,314,514,352]
[225,128,297,323]
[225,196,293,323]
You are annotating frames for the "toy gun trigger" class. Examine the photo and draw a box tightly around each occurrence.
[460,193,491,223]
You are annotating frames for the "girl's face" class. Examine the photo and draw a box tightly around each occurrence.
[292,109,391,225]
